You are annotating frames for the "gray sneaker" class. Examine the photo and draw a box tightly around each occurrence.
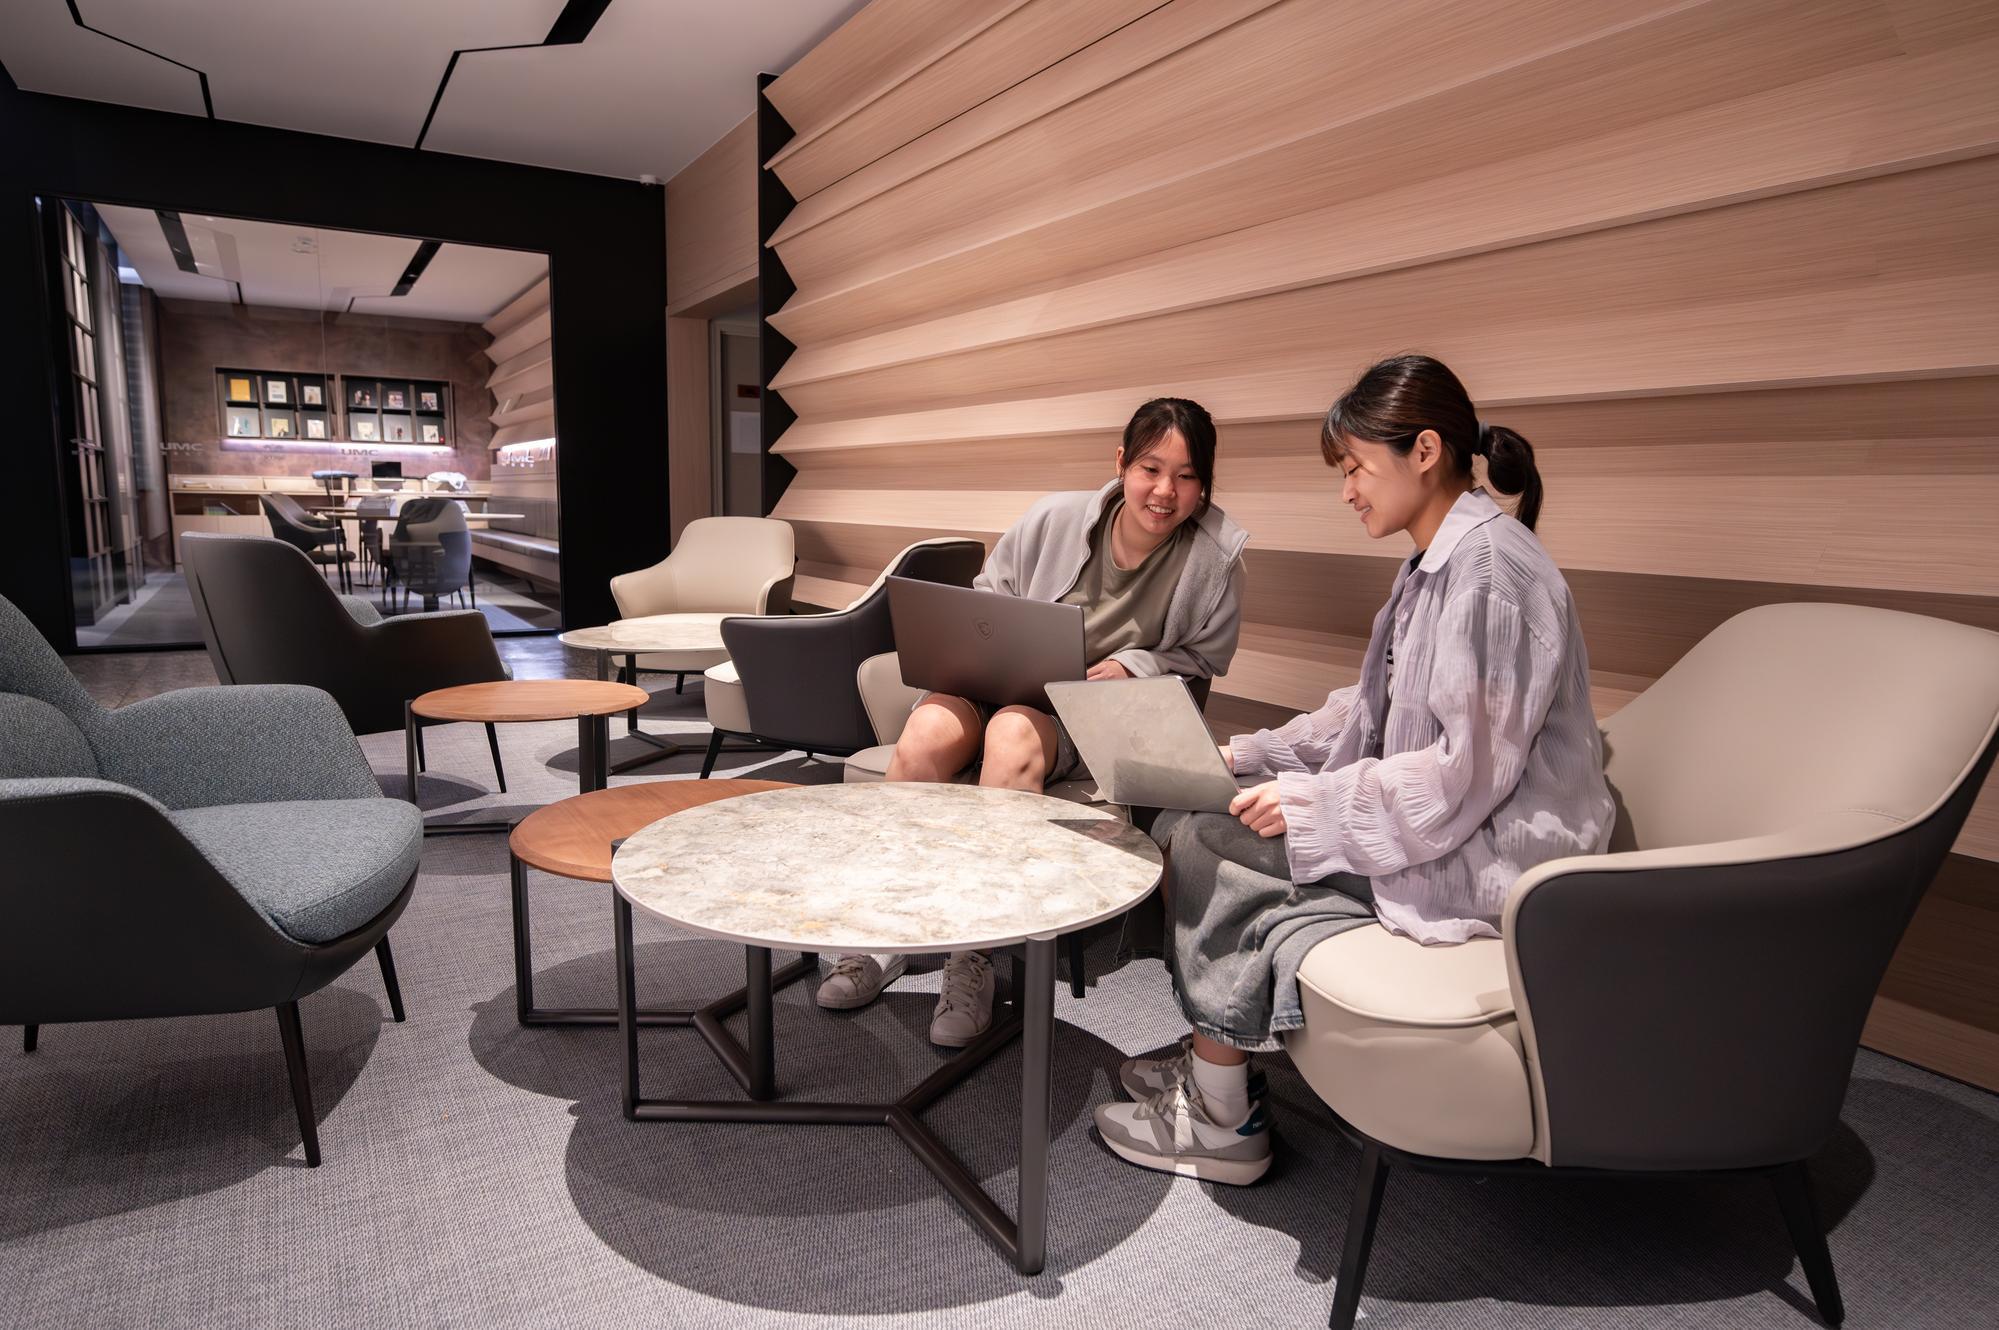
[929,951,994,1047]
[816,953,906,1010]
[1120,1037,1268,1101]
[1094,1073,1272,1185]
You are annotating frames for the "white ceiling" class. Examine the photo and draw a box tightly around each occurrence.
[0,0,868,181]
[93,204,549,323]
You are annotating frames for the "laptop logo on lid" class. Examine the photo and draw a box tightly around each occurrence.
[975,619,994,640]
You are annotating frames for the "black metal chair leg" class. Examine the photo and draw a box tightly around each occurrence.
[415,722,427,773]
[468,574,477,609]
[675,672,685,694]
[1066,931,1086,999]
[699,731,725,779]
[1771,1161,1845,1326]
[375,936,406,1023]
[274,1002,321,1167]
[23,1025,37,1053]
[1328,1141,1390,1330]
[485,722,507,792]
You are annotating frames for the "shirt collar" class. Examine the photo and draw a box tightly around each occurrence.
[1416,488,1504,574]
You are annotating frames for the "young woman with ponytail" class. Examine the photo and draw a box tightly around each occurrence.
[1094,354,1614,1185]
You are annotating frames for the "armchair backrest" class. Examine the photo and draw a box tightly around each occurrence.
[720,537,983,753]
[1506,603,1999,1171]
[183,532,503,734]
[261,494,326,551]
[0,594,106,778]
[613,517,795,617]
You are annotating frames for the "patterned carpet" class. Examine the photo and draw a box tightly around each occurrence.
[6,665,1997,1327]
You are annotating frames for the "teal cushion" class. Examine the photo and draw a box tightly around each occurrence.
[170,798,421,943]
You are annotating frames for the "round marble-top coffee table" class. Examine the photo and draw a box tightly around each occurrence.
[610,781,1163,1275]
[560,614,742,773]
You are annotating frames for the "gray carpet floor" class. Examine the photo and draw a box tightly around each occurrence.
[7,652,1998,1327]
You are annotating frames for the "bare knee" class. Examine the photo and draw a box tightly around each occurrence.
[979,707,1053,790]
[886,697,979,782]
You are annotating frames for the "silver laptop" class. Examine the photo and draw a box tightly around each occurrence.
[887,577,1087,709]
[1045,675,1242,813]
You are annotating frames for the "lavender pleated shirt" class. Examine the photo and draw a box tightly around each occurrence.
[1230,489,1615,944]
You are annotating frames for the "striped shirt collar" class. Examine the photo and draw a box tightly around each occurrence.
[1416,487,1505,574]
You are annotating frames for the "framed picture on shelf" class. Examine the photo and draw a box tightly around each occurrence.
[227,376,253,402]
[385,389,406,410]
[226,408,259,437]
[301,384,323,406]
[352,386,375,409]
[384,415,412,443]
[352,419,379,442]
[266,379,288,404]
[268,413,295,438]
[418,390,439,412]
[305,418,326,439]
[420,423,441,443]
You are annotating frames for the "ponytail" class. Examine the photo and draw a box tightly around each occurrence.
[1477,422,1542,531]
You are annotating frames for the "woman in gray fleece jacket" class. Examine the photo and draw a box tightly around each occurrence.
[817,397,1251,1044]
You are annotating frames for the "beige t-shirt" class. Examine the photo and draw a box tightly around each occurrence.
[1059,498,1194,666]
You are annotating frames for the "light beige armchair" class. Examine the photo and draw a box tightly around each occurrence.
[1285,603,1999,1329]
[607,516,795,690]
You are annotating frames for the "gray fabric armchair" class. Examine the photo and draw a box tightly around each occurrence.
[0,592,421,1167]
[1282,603,1999,1329]
[183,532,510,792]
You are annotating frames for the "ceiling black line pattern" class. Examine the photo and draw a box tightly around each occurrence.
[390,240,442,296]
[66,0,214,118]
[413,0,613,151]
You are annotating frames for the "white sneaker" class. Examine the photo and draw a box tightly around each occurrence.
[1120,1037,1269,1102]
[816,953,906,1010]
[1094,1070,1272,1186]
[929,951,995,1047]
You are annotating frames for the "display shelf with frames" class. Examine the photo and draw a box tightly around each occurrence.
[343,376,451,447]
[216,368,335,441]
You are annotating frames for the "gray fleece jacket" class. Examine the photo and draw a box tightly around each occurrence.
[972,479,1249,680]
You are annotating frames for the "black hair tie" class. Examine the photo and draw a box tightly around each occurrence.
[1475,420,1494,457]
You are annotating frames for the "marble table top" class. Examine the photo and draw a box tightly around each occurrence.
[559,612,732,654]
[612,782,1162,953]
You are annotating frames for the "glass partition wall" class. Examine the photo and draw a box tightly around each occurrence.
[42,199,560,649]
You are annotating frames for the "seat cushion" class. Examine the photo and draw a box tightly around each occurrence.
[0,694,98,779]
[703,659,750,734]
[1284,924,1534,1160]
[171,798,422,944]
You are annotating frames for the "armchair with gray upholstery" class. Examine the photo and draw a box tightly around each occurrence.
[609,516,796,692]
[699,537,985,777]
[183,532,510,793]
[1283,603,1999,1329]
[262,492,354,592]
[0,592,420,1167]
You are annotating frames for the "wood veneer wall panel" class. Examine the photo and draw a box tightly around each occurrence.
[769,0,1169,199]
[772,0,1903,317]
[764,0,1026,136]
[666,114,759,313]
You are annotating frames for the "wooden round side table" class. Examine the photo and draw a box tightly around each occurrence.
[406,679,649,834]
[506,778,810,1031]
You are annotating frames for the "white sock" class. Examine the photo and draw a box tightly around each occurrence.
[1189,1053,1251,1127]
[870,953,898,975]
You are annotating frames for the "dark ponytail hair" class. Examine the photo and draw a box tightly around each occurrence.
[1319,354,1543,530]
[1123,396,1218,514]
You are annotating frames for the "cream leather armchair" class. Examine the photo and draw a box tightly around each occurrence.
[608,517,795,690]
[1288,604,1999,1329]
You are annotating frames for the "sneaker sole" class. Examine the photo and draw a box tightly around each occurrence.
[928,1020,991,1048]
[816,961,906,1010]
[1095,1127,1272,1186]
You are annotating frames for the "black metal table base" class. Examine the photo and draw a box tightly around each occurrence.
[614,896,1057,1274]
[404,702,610,836]
[510,852,817,1027]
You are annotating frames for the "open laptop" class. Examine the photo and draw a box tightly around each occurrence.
[887,577,1086,709]
[1045,675,1243,813]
